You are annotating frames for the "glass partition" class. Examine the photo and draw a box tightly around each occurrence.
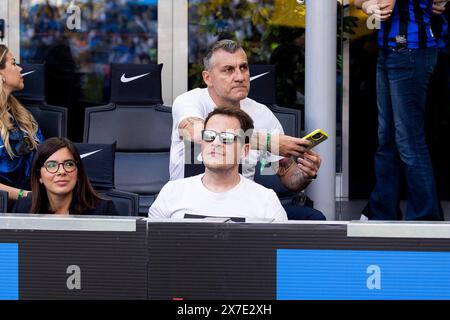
[20,0,158,140]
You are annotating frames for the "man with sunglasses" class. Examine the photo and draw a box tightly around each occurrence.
[149,107,287,221]
[169,39,324,220]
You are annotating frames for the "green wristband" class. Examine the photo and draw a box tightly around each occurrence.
[259,132,271,174]
[18,189,24,199]
[266,132,271,152]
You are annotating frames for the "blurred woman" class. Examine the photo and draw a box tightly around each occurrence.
[0,44,43,200]
[14,137,118,215]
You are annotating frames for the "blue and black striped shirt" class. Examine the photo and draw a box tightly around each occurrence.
[378,0,436,48]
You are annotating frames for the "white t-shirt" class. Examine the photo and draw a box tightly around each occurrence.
[170,88,284,180]
[148,174,288,221]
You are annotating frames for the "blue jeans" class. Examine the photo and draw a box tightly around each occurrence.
[363,47,443,221]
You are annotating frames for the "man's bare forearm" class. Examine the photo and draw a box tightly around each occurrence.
[178,117,205,144]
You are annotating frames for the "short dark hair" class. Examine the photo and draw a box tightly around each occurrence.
[30,137,103,214]
[203,39,243,70]
[204,107,254,143]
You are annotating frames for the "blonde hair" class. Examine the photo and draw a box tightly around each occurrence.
[0,45,40,158]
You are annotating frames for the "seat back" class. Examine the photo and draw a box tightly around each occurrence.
[98,189,139,216]
[248,64,277,105]
[84,104,173,215]
[74,142,139,216]
[25,103,68,138]
[269,105,301,137]
[110,63,163,105]
[12,63,68,139]
[0,190,8,214]
[248,65,302,198]
[74,142,116,190]
[115,151,170,194]
[84,104,172,151]
[13,63,46,103]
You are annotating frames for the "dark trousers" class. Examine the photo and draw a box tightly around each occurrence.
[364,47,443,221]
[283,203,326,220]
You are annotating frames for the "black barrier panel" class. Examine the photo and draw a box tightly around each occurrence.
[147,222,450,300]
[0,217,147,300]
[4,219,450,300]
[147,222,348,299]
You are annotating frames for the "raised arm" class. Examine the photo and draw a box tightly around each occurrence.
[250,132,311,157]
[178,117,205,144]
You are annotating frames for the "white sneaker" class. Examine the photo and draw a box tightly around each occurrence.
[360,214,369,221]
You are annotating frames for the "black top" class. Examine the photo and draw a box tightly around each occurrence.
[13,195,119,216]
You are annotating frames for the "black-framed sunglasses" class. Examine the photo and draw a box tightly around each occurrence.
[201,130,242,145]
[43,160,77,174]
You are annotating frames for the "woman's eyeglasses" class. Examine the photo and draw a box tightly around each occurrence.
[201,130,242,145]
[43,160,77,173]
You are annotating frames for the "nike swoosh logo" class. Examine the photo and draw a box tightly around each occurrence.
[250,71,270,82]
[120,72,150,83]
[80,149,102,159]
[21,70,36,77]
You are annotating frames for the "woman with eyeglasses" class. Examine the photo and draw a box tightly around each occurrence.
[14,137,118,215]
[0,44,44,200]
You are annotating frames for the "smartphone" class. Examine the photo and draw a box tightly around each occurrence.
[302,129,328,148]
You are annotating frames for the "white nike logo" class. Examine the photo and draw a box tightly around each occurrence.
[250,71,270,82]
[80,149,102,159]
[21,70,36,77]
[120,72,150,83]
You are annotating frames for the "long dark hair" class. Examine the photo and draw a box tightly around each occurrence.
[30,137,102,214]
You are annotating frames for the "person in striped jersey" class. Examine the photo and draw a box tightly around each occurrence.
[355,0,446,221]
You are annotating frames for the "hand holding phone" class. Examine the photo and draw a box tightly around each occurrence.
[302,129,328,149]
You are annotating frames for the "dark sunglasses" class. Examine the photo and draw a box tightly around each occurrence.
[43,160,77,174]
[201,130,242,145]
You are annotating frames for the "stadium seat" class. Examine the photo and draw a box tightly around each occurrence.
[0,190,8,214]
[97,189,140,217]
[248,64,277,106]
[84,104,172,215]
[13,63,68,138]
[84,63,171,215]
[74,142,140,216]
[25,104,68,138]
[249,64,301,198]
[248,64,301,136]
[109,63,163,105]
[248,65,320,218]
